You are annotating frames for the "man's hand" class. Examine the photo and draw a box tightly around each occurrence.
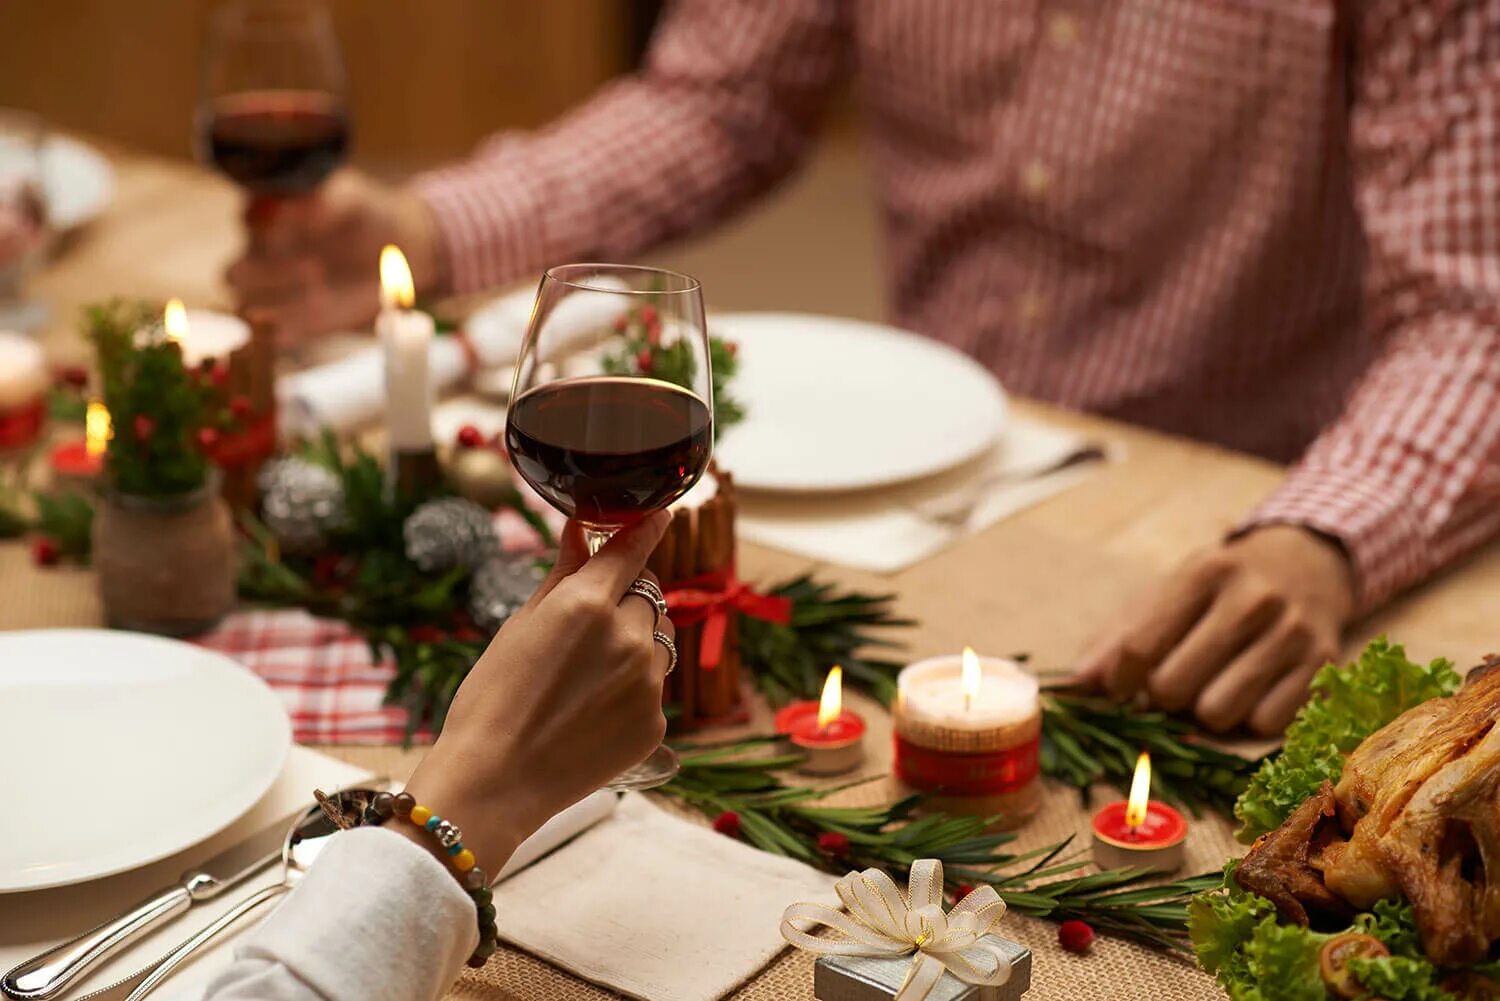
[1073,525,1356,735]
[225,168,440,345]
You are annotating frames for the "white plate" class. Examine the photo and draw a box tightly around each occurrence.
[0,630,290,892]
[711,313,1008,492]
[0,134,114,231]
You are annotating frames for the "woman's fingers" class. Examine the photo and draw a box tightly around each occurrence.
[573,512,672,597]
[1074,561,1219,701]
[529,521,590,604]
[652,615,677,680]
[1247,639,1338,736]
[1146,583,1282,713]
[617,568,663,635]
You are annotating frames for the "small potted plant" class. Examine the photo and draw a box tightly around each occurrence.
[88,300,236,634]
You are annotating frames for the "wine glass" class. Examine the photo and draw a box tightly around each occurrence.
[506,264,714,790]
[196,0,349,204]
[0,109,50,331]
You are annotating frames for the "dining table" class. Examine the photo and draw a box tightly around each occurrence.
[4,139,1499,1001]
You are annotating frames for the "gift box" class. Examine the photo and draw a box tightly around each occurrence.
[813,936,1031,1001]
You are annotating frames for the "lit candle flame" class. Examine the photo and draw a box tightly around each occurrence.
[84,401,111,459]
[163,298,189,345]
[1126,751,1152,830]
[817,665,843,730]
[379,245,416,310]
[961,646,981,713]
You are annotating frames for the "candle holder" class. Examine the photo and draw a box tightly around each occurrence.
[1089,752,1188,873]
[893,653,1041,830]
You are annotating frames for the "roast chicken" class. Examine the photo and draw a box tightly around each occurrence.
[1235,657,1500,966]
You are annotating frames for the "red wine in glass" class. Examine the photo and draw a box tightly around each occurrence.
[202,91,349,196]
[506,377,712,528]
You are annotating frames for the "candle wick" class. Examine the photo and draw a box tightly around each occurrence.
[963,692,972,713]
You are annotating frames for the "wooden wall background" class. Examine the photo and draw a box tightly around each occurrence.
[0,1,640,169]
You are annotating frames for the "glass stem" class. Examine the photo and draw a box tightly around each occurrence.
[583,526,617,556]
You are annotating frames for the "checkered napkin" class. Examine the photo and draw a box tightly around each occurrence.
[194,506,555,745]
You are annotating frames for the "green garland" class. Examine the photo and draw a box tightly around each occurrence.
[665,737,1220,952]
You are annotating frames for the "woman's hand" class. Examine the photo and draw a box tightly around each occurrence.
[402,513,675,869]
[1072,525,1356,736]
[225,168,439,345]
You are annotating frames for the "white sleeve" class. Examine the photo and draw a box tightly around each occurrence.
[202,826,479,1001]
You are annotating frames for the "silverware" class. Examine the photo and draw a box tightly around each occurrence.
[1,810,306,1001]
[121,788,376,1001]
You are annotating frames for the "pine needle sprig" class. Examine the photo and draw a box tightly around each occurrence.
[740,575,913,706]
[1040,692,1261,819]
[663,737,1214,951]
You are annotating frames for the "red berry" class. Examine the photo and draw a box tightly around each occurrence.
[133,415,155,441]
[1059,919,1094,954]
[311,554,343,587]
[711,810,742,838]
[31,536,61,567]
[816,832,850,856]
[229,396,253,421]
[208,364,230,389]
[725,340,739,356]
[645,321,662,347]
[452,625,485,643]
[58,365,89,389]
[634,348,654,373]
[196,427,220,450]
[408,624,446,645]
[638,305,658,326]
[952,883,975,903]
[612,315,629,333]
[455,424,485,449]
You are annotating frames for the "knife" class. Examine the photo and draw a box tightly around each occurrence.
[2,808,305,1001]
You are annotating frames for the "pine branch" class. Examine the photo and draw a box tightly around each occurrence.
[740,575,913,707]
[1040,691,1261,819]
[663,737,1213,951]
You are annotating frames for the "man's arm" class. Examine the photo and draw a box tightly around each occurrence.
[1243,0,1500,611]
[1077,0,1500,734]
[226,1,849,339]
[415,0,851,294]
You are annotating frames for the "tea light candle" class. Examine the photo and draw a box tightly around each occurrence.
[1090,752,1188,874]
[893,648,1042,829]
[162,299,249,369]
[0,332,47,450]
[774,666,866,775]
[377,245,435,453]
[49,400,110,484]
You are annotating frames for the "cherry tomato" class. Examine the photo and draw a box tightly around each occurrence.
[1318,933,1389,999]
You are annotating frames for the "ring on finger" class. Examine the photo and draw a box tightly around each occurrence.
[653,630,678,676]
[626,577,669,624]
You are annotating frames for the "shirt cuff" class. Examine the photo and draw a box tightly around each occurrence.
[1238,464,1429,615]
[238,826,479,1001]
[412,143,548,297]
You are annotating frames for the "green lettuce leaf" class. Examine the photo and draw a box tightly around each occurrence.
[1234,638,1459,842]
[1191,863,1333,1001]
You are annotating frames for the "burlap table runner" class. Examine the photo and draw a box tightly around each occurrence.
[0,545,1233,1000]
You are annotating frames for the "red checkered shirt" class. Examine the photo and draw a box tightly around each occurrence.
[415,0,1500,614]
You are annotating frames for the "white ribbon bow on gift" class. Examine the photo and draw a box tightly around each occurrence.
[780,858,1013,1001]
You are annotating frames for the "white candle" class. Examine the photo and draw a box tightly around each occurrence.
[162,299,249,369]
[377,245,435,451]
[897,651,1039,730]
[0,332,47,411]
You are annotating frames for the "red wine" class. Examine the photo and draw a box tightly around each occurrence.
[202,91,349,195]
[506,377,712,526]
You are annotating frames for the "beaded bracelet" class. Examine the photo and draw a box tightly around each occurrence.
[364,791,499,968]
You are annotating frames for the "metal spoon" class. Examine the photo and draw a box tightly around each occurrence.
[105,788,379,1001]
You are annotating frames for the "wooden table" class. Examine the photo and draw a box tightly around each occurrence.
[7,144,1500,1000]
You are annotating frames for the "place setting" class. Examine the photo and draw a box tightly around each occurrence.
[5,3,1500,1001]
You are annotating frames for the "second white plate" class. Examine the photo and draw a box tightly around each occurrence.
[711,313,1007,493]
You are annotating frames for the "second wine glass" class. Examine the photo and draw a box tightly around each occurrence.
[506,263,714,790]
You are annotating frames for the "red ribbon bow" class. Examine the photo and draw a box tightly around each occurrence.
[663,567,793,670]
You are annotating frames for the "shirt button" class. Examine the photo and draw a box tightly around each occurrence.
[1020,160,1053,197]
[1047,12,1081,47]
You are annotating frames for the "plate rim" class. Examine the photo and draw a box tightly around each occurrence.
[43,134,115,231]
[0,628,291,893]
[710,311,1008,493]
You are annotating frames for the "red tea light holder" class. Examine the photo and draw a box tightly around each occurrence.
[1090,751,1188,873]
[0,332,48,452]
[48,400,111,486]
[774,666,866,775]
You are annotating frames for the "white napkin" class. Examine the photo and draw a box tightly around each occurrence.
[0,746,371,1001]
[493,792,840,1001]
[737,416,1110,573]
